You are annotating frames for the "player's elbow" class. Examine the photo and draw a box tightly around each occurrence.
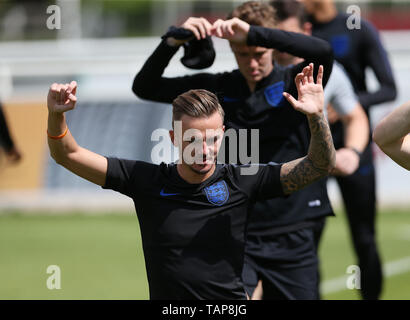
[372,126,385,149]
[50,150,68,167]
[378,81,398,104]
[386,83,398,102]
[319,41,334,64]
[318,43,334,85]
[372,125,393,151]
[323,41,334,58]
[132,78,144,98]
[372,115,389,147]
[48,145,78,168]
[132,76,153,100]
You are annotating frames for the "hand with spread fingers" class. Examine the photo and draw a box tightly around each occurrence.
[279,63,336,195]
[283,63,324,116]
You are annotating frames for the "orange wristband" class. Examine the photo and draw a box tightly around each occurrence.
[47,126,69,140]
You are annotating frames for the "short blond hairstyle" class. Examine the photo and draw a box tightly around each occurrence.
[172,89,225,124]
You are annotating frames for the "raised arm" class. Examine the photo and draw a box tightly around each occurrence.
[132,17,218,103]
[330,103,369,176]
[280,64,336,194]
[211,17,333,86]
[47,82,108,186]
[373,101,410,170]
[325,63,369,176]
[357,21,397,110]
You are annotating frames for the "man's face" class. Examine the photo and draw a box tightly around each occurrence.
[230,42,274,87]
[273,17,311,66]
[170,111,225,175]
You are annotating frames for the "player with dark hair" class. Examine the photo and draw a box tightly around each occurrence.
[271,0,368,176]
[273,0,309,26]
[133,0,334,300]
[0,104,22,164]
[46,64,335,299]
[303,0,397,299]
[250,0,368,299]
[373,101,410,170]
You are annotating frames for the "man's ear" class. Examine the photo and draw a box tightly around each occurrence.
[303,22,313,36]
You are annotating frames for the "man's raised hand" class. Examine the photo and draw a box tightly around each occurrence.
[181,17,213,41]
[211,18,250,43]
[166,17,213,47]
[283,64,324,116]
[47,81,77,114]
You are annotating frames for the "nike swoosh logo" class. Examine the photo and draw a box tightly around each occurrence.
[308,200,321,207]
[160,189,180,197]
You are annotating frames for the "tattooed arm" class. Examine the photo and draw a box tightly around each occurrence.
[280,63,336,195]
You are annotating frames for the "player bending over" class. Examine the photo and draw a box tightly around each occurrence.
[47,64,335,300]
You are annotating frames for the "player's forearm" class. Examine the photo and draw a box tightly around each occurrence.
[132,40,179,101]
[358,84,397,110]
[373,101,410,147]
[47,112,80,164]
[249,25,334,87]
[279,112,335,194]
[342,105,369,152]
[378,137,410,171]
[248,26,333,67]
[359,26,397,110]
[306,112,336,173]
[279,63,335,194]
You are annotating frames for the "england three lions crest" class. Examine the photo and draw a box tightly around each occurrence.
[204,181,229,206]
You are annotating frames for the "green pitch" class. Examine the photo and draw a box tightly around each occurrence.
[0,208,409,299]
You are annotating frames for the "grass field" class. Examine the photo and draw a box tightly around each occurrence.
[0,208,409,300]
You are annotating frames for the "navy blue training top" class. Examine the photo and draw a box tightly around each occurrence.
[312,13,397,148]
[103,158,284,299]
[133,26,335,234]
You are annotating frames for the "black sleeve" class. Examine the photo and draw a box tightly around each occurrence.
[358,21,397,110]
[102,157,153,198]
[229,162,285,203]
[0,104,15,152]
[247,26,334,87]
[132,40,221,104]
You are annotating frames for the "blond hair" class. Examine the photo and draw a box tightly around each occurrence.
[172,89,224,124]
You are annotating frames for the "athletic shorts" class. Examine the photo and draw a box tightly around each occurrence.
[243,225,320,300]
